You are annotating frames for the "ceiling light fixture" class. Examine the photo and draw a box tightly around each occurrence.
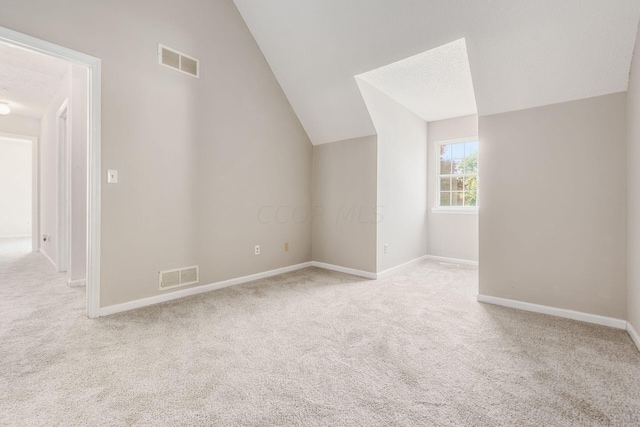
[0,102,11,115]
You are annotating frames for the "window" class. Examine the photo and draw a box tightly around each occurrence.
[437,139,478,209]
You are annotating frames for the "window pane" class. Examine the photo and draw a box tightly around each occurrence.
[465,191,477,206]
[440,143,452,159]
[452,192,464,206]
[452,159,462,174]
[440,177,450,192]
[453,177,464,191]
[440,144,452,174]
[440,192,451,207]
[462,154,477,173]
[461,142,478,173]
[463,176,477,192]
[451,142,464,160]
[465,141,478,156]
[441,160,452,174]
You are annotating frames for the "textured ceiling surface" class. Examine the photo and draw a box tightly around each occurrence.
[0,42,69,119]
[233,0,640,145]
[356,38,477,123]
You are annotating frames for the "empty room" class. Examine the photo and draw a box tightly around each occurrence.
[0,0,639,425]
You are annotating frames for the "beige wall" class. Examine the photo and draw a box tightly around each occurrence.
[311,136,377,273]
[627,26,640,334]
[0,137,31,238]
[479,93,627,319]
[427,115,478,262]
[313,80,428,275]
[357,79,428,273]
[0,114,40,137]
[0,0,312,306]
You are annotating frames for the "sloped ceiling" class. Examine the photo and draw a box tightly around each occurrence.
[356,38,477,123]
[233,0,640,145]
[0,42,69,119]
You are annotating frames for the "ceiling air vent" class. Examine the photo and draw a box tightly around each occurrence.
[159,265,199,290]
[158,44,199,78]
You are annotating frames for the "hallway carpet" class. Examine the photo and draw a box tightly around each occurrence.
[1,238,639,426]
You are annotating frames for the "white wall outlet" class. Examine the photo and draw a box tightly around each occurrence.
[107,169,118,184]
[384,243,389,254]
[254,245,260,255]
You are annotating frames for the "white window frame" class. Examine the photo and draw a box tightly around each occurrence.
[432,137,479,214]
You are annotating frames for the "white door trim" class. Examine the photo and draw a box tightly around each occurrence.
[56,100,70,273]
[0,26,102,318]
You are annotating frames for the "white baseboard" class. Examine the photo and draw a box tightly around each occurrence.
[477,294,627,330]
[39,248,57,270]
[310,261,377,280]
[376,255,429,279]
[425,255,478,266]
[68,279,86,288]
[99,262,313,316]
[628,322,640,352]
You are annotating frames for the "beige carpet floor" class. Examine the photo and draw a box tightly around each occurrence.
[1,238,639,426]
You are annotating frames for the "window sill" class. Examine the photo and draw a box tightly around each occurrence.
[431,207,478,215]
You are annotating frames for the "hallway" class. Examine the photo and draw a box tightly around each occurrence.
[0,237,85,327]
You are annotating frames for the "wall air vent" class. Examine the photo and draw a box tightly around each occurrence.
[158,44,199,78]
[159,265,199,290]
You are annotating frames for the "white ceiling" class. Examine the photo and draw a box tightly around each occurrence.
[0,42,69,119]
[233,0,640,145]
[356,38,477,123]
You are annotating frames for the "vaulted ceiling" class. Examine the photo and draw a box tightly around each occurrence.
[233,0,640,145]
[356,38,477,124]
[0,42,69,119]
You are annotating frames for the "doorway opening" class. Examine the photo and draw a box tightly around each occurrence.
[0,26,101,318]
[0,134,35,248]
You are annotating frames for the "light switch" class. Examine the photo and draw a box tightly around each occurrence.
[107,169,118,184]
